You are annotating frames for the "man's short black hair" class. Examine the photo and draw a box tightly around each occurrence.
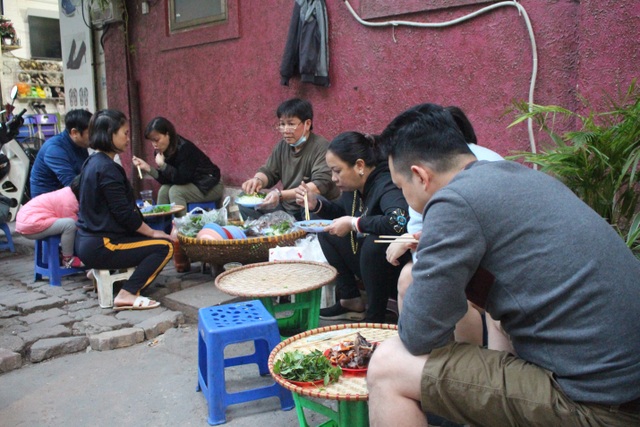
[384,103,472,177]
[276,98,314,130]
[64,109,93,133]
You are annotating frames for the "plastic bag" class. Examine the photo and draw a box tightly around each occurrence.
[268,234,327,263]
[174,206,228,237]
[295,234,327,263]
[242,211,296,237]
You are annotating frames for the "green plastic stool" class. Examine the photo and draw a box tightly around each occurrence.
[292,393,369,427]
[259,287,322,339]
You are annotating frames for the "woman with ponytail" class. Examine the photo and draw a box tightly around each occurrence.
[295,131,410,323]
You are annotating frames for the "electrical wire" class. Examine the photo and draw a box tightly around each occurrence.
[342,0,538,157]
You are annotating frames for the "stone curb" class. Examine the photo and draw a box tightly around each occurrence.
[89,327,146,351]
[30,336,90,363]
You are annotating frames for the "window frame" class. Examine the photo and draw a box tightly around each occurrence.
[161,0,238,52]
[168,0,227,33]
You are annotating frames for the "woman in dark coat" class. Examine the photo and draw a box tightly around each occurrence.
[133,117,223,213]
[296,131,411,322]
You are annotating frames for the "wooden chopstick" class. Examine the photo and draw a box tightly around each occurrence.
[303,192,310,221]
[137,165,143,179]
[374,235,419,244]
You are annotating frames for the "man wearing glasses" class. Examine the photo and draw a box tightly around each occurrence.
[241,98,339,220]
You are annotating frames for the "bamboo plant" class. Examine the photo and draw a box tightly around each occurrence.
[508,80,640,257]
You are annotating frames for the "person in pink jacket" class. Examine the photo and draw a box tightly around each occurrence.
[16,177,83,268]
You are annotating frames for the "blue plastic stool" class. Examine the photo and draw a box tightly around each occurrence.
[187,200,217,212]
[197,300,294,425]
[34,235,85,286]
[144,215,172,234]
[0,223,15,253]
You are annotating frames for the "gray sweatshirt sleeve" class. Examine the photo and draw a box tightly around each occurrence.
[399,189,487,355]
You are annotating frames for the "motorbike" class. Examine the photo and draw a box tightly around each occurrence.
[0,86,29,222]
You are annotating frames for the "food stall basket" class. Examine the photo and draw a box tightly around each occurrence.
[178,229,307,267]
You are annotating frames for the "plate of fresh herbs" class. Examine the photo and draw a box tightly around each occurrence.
[272,349,342,387]
[235,192,267,208]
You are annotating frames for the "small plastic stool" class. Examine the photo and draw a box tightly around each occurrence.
[34,235,85,286]
[187,200,217,212]
[92,267,136,308]
[259,289,322,339]
[144,215,172,234]
[0,222,15,253]
[197,300,294,425]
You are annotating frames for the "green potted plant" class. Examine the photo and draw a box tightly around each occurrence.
[0,21,16,45]
[509,80,640,257]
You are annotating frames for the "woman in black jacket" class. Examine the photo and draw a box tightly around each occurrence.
[76,109,174,310]
[133,117,223,213]
[296,131,411,323]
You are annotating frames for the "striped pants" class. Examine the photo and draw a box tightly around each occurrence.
[75,232,173,295]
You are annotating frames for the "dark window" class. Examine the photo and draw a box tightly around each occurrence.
[169,0,227,32]
[359,0,495,20]
[28,16,62,60]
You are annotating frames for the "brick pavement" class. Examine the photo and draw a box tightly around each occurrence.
[0,234,214,374]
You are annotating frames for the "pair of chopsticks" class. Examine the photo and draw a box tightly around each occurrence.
[374,235,419,244]
[303,192,310,221]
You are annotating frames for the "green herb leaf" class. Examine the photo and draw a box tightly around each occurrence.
[273,350,342,385]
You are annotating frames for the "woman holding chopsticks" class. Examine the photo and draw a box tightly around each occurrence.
[132,117,223,216]
[295,131,411,323]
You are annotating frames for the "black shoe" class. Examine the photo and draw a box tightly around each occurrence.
[319,303,365,321]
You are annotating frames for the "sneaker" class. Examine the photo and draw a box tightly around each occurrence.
[319,303,365,321]
[62,256,85,269]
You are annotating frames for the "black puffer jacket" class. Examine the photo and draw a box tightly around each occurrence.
[314,162,408,236]
[156,136,221,194]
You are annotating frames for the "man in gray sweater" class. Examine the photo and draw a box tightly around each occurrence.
[367,104,640,426]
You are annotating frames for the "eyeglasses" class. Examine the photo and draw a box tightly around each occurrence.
[274,121,304,132]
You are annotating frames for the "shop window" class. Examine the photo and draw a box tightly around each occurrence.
[29,16,62,60]
[169,0,226,32]
[359,0,495,20]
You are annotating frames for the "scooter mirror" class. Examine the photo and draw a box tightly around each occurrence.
[9,86,18,102]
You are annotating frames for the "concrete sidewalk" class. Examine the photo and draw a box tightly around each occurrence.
[0,226,327,426]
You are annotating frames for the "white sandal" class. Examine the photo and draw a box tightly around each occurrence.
[113,296,160,311]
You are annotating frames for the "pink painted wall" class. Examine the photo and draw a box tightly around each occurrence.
[102,0,640,186]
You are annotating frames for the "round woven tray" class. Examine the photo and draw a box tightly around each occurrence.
[214,261,337,297]
[268,323,399,401]
[178,229,306,266]
[142,204,185,218]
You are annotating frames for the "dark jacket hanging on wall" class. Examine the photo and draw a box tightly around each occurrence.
[280,0,329,87]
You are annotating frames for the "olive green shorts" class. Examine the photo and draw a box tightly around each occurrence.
[420,342,640,427]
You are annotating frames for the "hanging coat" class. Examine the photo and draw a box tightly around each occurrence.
[280,0,330,87]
